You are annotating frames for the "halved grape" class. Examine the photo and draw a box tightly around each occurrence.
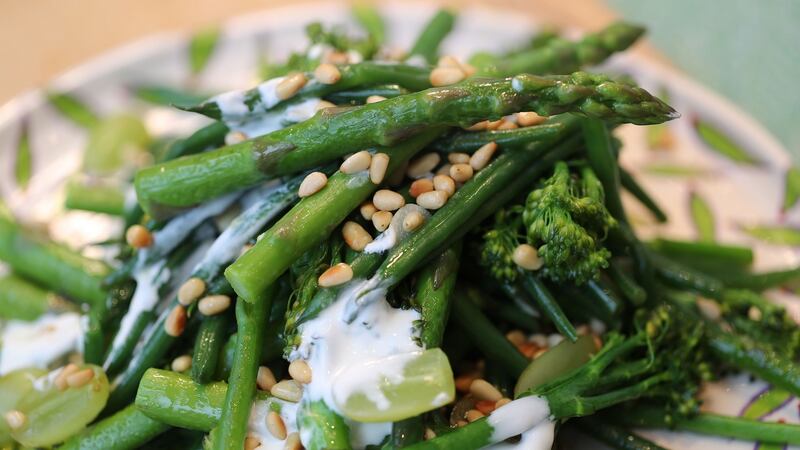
[11,364,109,447]
[334,348,454,423]
[0,368,46,445]
[514,334,597,397]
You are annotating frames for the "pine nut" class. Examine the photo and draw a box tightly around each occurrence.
[288,360,312,384]
[318,263,353,287]
[409,178,434,198]
[748,306,763,321]
[530,334,548,347]
[171,355,192,372]
[360,202,377,221]
[475,400,496,415]
[165,305,187,337]
[469,378,503,402]
[516,111,547,127]
[465,121,489,131]
[430,67,466,86]
[178,277,206,306]
[316,100,336,111]
[437,55,461,69]
[455,374,476,392]
[461,62,477,77]
[372,211,393,232]
[126,225,153,249]
[276,73,307,100]
[245,437,261,450]
[495,398,512,409]
[407,153,441,178]
[325,51,349,65]
[416,190,448,210]
[456,419,468,427]
[4,410,26,431]
[284,432,302,450]
[369,153,390,184]
[257,366,277,391]
[512,244,543,271]
[435,164,452,177]
[433,175,456,197]
[402,211,425,232]
[340,151,372,174]
[450,164,474,183]
[448,153,470,164]
[198,295,232,316]
[266,411,288,440]
[298,171,327,197]
[424,428,437,440]
[505,330,526,346]
[486,119,504,131]
[314,63,341,84]
[373,189,405,211]
[497,120,518,130]
[342,221,373,251]
[55,363,80,391]
[465,409,485,422]
[224,130,248,146]
[66,368,95,388]
[470,142,498,171]
[366,95,387,104]
[271,380,303,403]
[697,298,722,321]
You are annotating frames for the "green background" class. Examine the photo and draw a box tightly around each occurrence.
[610,0,799,160]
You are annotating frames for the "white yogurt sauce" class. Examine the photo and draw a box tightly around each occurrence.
[247,397,299,450]
[364,204,430,254]
[291,280,423,448]
[487,396,552,445]
[485,420,556,450]
[0,313,83,374]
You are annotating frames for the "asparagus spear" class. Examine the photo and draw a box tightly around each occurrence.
[136,72,676,218]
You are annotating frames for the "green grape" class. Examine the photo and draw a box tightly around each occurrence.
[514,334,597,397]
[0,368,46,445]
[334,348,454,422]
[11,364,109,447]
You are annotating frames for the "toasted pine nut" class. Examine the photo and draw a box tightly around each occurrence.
[325,51,349,65]
[257,366,277,391]
[465,121,489,131]
[469,378,503,402]
[245,437,261,450]
[171,355,192,372]
[416,190,448,210]
[424,428,437,440]
[288,360,312,384]
[433,175,456,197]
[342,221,373,251]
[315,100,336,111]
[372,211,393,232]
[266,411,288,440]
[697,298,722,321]
[402,211,425,232]
[449,163,474,183]
[497,120,518,130]
[366,95,387,104]
[437,55,461,69]
[298,172,327,197]
[516,111,547,127]
[470,142,498,171]
[465,409,485,422]
[178,277,206,306]
[369,153,390,184]
[495,398,512,409]
[448,153,470,164]
[55,363,80,391]
[318,263,353,287]
[530,334,548,347]
[486,119,504,131]
[461,62,477,77]
[512,244,543,271]
[748,306,763,321]
[435,164,452,177]
[455,374,476,392]
[126,225,153,249]
[4,410,26,431]
[165,305,187,337]
[284,432,302,450]
[224,130,248,146]
[360,201,378,221]
[66,368,95,388]
[430,67,466,86]
[406,153,441,179]
[340,151,372,174]
[475,400,496,415]
[276,73,307,100]
[373,189,405,211]
[314,63,341,84]
[271,380,303,403]
[505,330,526,346]
[409,178,434,198]
[456,419,468,427]
[198,295,232,316]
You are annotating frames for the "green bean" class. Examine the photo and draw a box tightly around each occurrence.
[352,4,385,46]
[64,176,127,216]
[136,368,228,430]
[573,416,666,450]
[407,9,457,64]
[651,253,724,299]
[649,238,753,269]
[192,311,232,384]
[582,118,626,221]
[0,274,57,321]
[324,85,409,105]
[60,404,169,450]
[607,260,646,306]
[519,274,578,342]
[414,245,461,349]
[618,168,667,223]
[429,122,565,153]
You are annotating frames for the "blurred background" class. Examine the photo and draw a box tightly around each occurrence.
[1,0,797,157]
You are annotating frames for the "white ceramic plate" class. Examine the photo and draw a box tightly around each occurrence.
[1,2,798,448]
